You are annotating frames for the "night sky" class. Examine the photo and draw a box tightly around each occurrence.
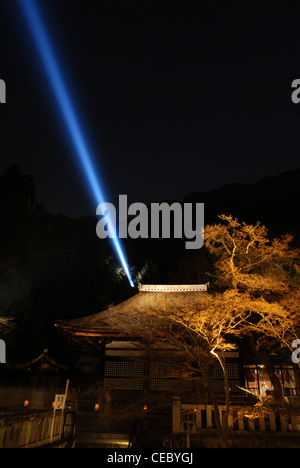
[0,2,300,218]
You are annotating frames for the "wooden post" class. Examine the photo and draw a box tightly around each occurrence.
[64,379,70,403]
[259,416,266,431]
[206,405,213,429]
[279,413,287,432]
[60,379,70,439]
[237,411,244,430]
[227,411,233,430]
[269,412,276,431]
[248,418,255,431]
[290,413,298,431]
[172,396,181,433]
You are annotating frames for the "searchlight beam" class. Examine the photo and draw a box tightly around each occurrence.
[17,0,134,287]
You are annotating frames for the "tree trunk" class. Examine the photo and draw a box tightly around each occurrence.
[217,352,230,433]
[210,396,229,448]
[200,360,230,448]
[202,360,229,448]
[248,335,285,401]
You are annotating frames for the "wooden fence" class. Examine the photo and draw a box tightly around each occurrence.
[172,397,300,434]
[0,410,64,448]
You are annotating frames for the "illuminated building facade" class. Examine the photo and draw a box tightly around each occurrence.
[56,284,300,403]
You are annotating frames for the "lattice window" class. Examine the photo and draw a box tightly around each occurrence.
[211,380,225,392]
[149,378,192,391]
[210,361,240,394]
[150,363,180,378]
[227,363,240,379]
[229,381,241,394]
[104,361,144,377]
[104,361,144,390]
[104,378,144,390]
[212,363,223,379]
[149,363,193,391]
[211,362,240,379]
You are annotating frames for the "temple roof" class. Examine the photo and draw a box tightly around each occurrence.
[14,349,69,372]
[55,283,208,338]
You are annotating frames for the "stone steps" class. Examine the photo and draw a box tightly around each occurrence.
[75,431,129,448]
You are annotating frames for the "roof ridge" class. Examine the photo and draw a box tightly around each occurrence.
[138,283,208,292]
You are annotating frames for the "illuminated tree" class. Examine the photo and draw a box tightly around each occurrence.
[104,214,299,446]
[162,215,299,439]
[105,289,245,447]
[167,290,252,433]
[204,214,300,399]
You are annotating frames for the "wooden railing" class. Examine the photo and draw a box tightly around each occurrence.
[172,397,300,434]
[0,410,64,448]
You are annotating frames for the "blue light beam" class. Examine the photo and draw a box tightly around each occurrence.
[17,0,134,287]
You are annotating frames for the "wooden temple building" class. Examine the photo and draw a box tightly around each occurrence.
[0,349,70,409]
[55,283,300,404]
[56,283,214,396]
